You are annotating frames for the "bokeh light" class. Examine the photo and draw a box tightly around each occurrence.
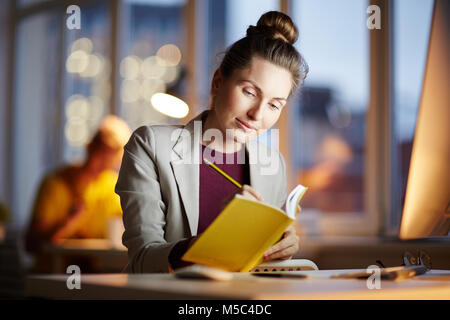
[120,55,141,80]
[70,37,93,54]
[156,44,182,67]
[80,53,104,78]
[66,50,90,74]
[140,79,166,101]
[65,94,90,121]
[120,79,141,103]
[65,119,90,147]
[141,56,166,79]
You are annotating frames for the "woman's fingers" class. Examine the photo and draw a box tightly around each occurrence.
[264,236,296,259]
[240,185,263,201]
[265,245,297,260]
[264,226,299,260]
[264,234,291,256]
[221,185,263,208]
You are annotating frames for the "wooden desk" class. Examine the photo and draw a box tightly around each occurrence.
[41,239,127,273]
[26,269,450,300]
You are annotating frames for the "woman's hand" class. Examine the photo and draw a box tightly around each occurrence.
[238,184,264,201]
[263,225,299,261]
[221,184,264,208]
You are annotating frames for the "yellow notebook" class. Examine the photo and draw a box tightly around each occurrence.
[182,184,308,272]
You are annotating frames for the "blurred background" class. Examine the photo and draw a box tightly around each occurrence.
[1,0,446,298]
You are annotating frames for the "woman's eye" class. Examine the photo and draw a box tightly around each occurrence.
[269,104,280,110]
[244,89,255,97]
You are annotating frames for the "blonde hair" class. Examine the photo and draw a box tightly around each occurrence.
[89,115,131,152]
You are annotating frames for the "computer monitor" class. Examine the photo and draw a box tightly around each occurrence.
[399,0,450,240]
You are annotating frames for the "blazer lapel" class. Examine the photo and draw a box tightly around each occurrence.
[170,112,206,236]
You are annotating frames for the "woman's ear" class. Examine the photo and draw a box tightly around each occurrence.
[210,68,222,96]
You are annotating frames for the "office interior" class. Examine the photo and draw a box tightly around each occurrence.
[0,0,448,298]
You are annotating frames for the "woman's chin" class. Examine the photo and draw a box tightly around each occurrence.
[233,131,258,144]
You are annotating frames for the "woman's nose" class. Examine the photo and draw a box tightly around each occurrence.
[246,101,264,121]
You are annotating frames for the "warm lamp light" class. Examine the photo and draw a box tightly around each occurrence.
[150,93,189,119]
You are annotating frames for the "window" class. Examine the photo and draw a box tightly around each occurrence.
[17,0,52,8]
[119,0,188,130]
[290,0,369,224]
[12,11,60,228]
[62,1,111,163]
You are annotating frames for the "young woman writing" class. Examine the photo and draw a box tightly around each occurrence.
[116,11,308,273]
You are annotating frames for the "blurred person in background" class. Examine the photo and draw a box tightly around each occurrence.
[25,115,131,272]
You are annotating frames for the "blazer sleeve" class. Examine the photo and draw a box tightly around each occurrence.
[115,126,176,273]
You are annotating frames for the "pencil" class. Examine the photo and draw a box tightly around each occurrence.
[203,158,242,188]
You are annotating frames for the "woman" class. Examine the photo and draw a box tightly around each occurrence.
[116,11,308,273]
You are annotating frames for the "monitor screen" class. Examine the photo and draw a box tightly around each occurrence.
[399,0,450,239]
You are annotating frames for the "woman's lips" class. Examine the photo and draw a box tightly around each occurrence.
[235,118,256,132]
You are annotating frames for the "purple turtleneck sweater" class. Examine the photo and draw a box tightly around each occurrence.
[168,144,250,269]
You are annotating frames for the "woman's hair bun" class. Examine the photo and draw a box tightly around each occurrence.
[246,11,299,45]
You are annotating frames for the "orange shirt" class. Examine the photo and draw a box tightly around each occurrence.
[28,166,122,242]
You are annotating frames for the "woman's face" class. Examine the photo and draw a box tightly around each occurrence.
[210,56,293,144]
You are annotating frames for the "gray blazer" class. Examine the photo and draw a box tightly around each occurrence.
[115,110,288,273]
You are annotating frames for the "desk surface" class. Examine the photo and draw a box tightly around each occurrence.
[26,269,450,300]
[40,239,127,274]
[43,239,127,254]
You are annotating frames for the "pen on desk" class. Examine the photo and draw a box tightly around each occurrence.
[203,158,242,188]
